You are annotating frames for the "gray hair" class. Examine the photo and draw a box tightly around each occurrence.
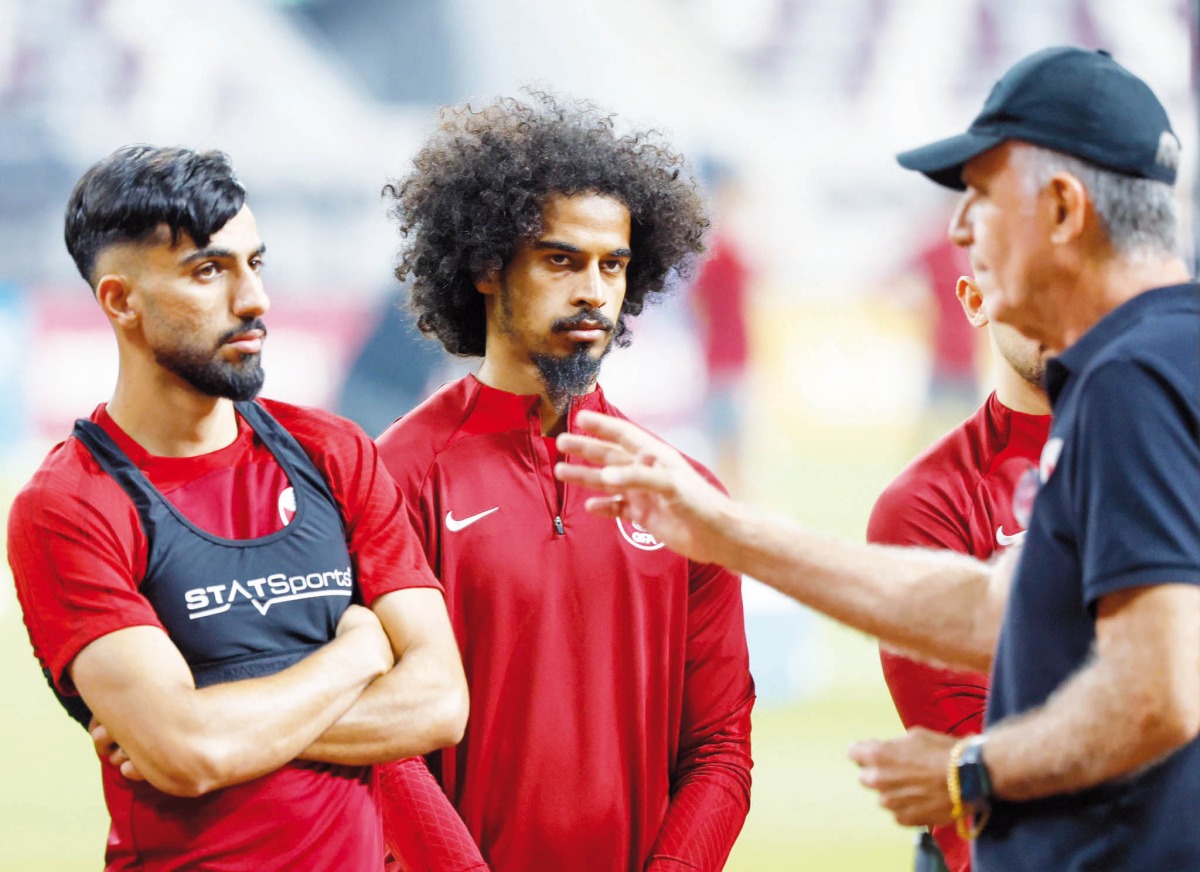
[1018,145,1181,259]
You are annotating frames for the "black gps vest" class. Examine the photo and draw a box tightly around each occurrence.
[50,402,355,727]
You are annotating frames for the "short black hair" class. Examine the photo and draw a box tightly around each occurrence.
[64,145,246,287]
[385,91,708,357]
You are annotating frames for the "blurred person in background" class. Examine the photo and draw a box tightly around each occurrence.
[887,205,984,445]
[869,273,1050,872]
[689,160,754,495]
[335,285,449,438]
[556,47,1200,871]
[5,145,468,870]
[374,92,755,872]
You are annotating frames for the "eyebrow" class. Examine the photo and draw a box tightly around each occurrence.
[180,243,267,265]
[534,240,632,258]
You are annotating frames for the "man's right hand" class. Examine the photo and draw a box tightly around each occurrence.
[555,410,735,565]
[337,604,396,677]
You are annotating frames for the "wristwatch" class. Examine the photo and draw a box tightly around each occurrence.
[955,735,994,810]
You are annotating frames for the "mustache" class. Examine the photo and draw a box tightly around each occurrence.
[217,319,269,346]
[551,310,615,334]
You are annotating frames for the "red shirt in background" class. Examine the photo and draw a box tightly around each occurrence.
[867,392,1050,871]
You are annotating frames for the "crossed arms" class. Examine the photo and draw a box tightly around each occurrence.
[78,588,467,797]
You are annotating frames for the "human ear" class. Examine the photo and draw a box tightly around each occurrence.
[95,274,138,327]
[955,275,989,328]
[1047,173,1087,245]
[475,268,500,296]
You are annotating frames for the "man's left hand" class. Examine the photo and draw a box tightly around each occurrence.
[848,727,958,827]
[89,717,146,782]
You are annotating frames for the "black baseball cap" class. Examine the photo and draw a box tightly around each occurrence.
[897,46,1180,190]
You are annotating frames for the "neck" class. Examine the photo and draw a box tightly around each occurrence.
[1051,251,1190,351]
[107,353,240,456]
[993,363,1051,416]
[476,351,592,437]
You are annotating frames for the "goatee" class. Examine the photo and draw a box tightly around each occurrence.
[533,347,604,413]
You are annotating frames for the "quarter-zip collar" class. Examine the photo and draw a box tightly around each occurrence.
[464,375,611,536]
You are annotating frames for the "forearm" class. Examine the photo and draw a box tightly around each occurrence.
[377,757,488,871]
[301,648,468,765]
[720,502,999,671]
[646,764,750,870]
[77,624,389,796]
[986,589,1200,801]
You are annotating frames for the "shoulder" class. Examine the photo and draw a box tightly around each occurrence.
[256,397,372,453]
[867,412,986,548]
[10,434,129,528]
[376,378,475,477]
[1084,290,1199,400]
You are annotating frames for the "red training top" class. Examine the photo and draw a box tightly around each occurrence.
[867,391,1050,871]
[7,399,440,872]
[691,233,751,379]
[376,376,755,872]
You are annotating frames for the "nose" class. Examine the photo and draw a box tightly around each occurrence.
[231,266,269,320]
[948,192,973,248]
[571,263,607,310]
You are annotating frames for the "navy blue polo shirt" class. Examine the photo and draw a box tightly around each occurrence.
[978,284,1200,871]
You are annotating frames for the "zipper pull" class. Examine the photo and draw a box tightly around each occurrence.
[554,516,565,536]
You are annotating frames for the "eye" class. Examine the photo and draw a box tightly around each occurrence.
[547,253,572,266]
[195,262,220,279]
[249,256,265,272]
[602,260,627,273]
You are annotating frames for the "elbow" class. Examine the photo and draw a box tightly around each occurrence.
[1131,688,1200,762]
[1155,695,1200,752]
[137,744,230,797]
[412,680,469,753]
[431,682,470,749]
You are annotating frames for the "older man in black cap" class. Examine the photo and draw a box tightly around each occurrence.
[554,46,1200,870]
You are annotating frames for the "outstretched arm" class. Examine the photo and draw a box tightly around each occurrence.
[74,604,393,797]
[555,410,1007,672]
[300,587,469,764]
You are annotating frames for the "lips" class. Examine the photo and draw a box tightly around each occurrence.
[554,314,613,344]
[563,322,608,342]
[224,329,265,354]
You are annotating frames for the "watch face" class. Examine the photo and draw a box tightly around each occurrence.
[957,741,992,806]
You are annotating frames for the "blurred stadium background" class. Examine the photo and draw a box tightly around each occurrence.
[0,1,1196,868]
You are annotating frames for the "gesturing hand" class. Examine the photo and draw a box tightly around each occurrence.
[555,410,736,566]
[848,727,960,828]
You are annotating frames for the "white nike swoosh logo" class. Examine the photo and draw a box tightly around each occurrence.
[996,526,1026,547]
[445,507,500,532]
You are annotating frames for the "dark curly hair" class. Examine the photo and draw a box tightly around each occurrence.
[384,91,709,356]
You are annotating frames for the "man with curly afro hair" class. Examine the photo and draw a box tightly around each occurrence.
[373,93,755,872]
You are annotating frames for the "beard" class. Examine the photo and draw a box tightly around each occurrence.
[530,309,617,412]
[533,346,604,412]
[154,319,267,402]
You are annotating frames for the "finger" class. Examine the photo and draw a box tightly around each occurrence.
[119,758,147,782]
[573,411,666,456]
[555,461,610,490]
[847,739,882,767]
[583,495,626,518]
[556,433,635,466]
[91,724,116,756]
[598,462,678,496]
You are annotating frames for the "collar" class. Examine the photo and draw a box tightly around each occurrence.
[1045,283,1199,404]
[465,374,610,433]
